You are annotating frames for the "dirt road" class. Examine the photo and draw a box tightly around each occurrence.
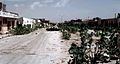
[0,29,70,64]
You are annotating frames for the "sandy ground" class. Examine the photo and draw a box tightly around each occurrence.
[98,61,116,64]
[0,29,70,64]
[0,29,115,64]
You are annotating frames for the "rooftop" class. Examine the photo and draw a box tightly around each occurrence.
[0,11,19,18]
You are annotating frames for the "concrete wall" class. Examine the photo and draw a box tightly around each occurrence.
[0,17,17,34]
[1,24,8,33]
[22,17,35,28]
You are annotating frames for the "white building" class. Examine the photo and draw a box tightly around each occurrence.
[21,17,35,28]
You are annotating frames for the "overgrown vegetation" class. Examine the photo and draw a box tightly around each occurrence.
[46,27,60,31]
[58,23,80,33]
[58,21,120,64]
[10,25,42,35]
[62,31,71,40]
[68,27,120,64]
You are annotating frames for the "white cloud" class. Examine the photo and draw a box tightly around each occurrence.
[54,0,70,7]
[43,0,54,3]
[4,0,27,2]
[30,1,43,9]
[14,4,24,7]
[20,4,25,6]
[14,4,19,7]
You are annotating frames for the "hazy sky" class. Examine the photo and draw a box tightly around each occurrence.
[1,0,120,22]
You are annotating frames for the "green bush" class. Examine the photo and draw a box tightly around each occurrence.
[10,26,33,35]
[62,31,71,40]
[46,27,60,31]
[10,24,44,35]
[69,27,78,33]
[33,25,42,30]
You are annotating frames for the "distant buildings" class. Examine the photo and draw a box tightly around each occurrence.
[63,14,120,27]
[83,14,120,27]
[83,18,117,27]
[22,18,50,28]
[64,19,82,24]
[1,2,120,34]
[39,18,50,27]
[0,2,19,34]
[19,17,35,28]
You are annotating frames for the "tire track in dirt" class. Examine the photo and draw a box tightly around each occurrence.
[0,29,45,54]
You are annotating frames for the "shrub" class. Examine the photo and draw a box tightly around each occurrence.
[62,31,71,40]
[46,27,60,31]
[33,25,42,30]
[69,27,78,33]
[10,26,33,35]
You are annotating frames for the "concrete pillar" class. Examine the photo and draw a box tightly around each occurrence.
[1,17,8,34]
[10,21,12,30]
[0,18,2,33]
[14,20,17,28]
[1,24,8,34]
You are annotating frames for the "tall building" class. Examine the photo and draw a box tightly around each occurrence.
[0,2,19,34]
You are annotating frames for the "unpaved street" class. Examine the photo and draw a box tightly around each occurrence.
[0,29,70,64]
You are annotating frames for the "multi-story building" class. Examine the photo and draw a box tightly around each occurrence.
[19,17,36,28]
[0,2,19,34]
[39,18,50,27]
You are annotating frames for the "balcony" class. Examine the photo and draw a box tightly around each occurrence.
[0,11,19,18]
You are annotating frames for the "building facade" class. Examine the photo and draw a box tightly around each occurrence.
[39,19,50,27]
[83,16,120,27]
[0,2,19,34]
[19,17,35,28]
